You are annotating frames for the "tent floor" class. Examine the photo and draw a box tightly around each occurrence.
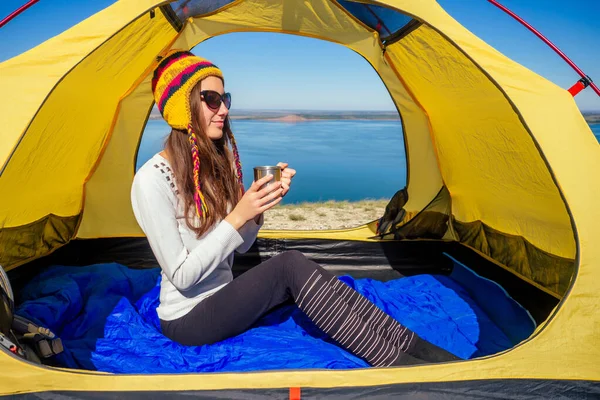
[13,245,538,372]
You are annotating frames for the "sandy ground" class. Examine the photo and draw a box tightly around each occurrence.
[260,199,388,230]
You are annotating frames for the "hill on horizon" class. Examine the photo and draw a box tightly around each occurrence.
[148,107,600,123]
[148,108,402,121]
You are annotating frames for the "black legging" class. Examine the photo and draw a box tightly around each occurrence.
[160,250,459,367]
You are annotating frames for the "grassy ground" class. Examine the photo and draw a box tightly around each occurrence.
[261,199,388,230]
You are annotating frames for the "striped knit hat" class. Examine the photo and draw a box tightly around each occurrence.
[152,50,244,220]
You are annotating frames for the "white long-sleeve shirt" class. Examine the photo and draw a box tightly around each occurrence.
[131,153,263,321]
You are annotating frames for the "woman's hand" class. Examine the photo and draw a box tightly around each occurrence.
[225,174,283,230]
[277,162,296,197]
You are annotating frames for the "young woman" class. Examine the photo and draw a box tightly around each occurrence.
[131,50,459,367]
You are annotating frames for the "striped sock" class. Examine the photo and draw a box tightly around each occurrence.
[327,278,460,363]
[328,279,414,350]
[295,269,423,367]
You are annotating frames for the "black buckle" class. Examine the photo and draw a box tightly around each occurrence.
[580,75,593,88]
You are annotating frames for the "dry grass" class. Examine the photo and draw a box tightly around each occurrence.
[262,199,388,230]
[288,214,306,221]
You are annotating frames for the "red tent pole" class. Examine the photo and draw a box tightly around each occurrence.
[488,0,599,97]
[0,0,40,29]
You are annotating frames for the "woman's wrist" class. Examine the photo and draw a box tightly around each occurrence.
[224,211,247,231]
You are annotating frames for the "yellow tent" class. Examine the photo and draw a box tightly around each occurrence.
[1,0,599,397]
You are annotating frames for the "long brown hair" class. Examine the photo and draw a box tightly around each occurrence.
[164,82,241,237]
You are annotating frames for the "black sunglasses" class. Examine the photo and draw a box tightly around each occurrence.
[200,90,232,110]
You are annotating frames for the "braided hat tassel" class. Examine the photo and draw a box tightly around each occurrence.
[187,124,246,220]
[187,125,209,220]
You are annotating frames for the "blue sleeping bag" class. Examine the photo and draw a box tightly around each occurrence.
[15,257,535,373]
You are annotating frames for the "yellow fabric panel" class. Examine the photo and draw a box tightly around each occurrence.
[76,19,179,238]
[386,26,574,260]
[0,0,168,229]
[76,78,153,239]
[380,53,444,217]
[413,0,600,379]
[258,223,378,241]
[174,0,379,56]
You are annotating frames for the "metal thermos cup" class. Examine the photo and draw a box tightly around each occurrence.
[253,166,282,189]
[253,166,282,205]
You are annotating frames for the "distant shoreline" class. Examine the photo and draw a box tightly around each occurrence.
[149,111,600,124]
[584,113,600,125]
[229,116,401,122]
[148,113,401,122]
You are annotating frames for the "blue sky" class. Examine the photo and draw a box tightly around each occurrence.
[0,0,598,111]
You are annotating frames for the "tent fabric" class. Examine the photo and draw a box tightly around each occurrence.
[386,25,576,294]
[0,0,577,295]
[14,260,534,373]
[1,0,599,396]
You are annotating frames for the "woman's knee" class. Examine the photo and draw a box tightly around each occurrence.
[269,250,306,266]
[267,250,310,279]
[263,251,306,278]
[281,250,307,265]
[285,250,318,274]
[281,250,322,283]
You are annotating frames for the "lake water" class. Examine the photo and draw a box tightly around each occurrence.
[137,119,407,204]
[137,120,600,204]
